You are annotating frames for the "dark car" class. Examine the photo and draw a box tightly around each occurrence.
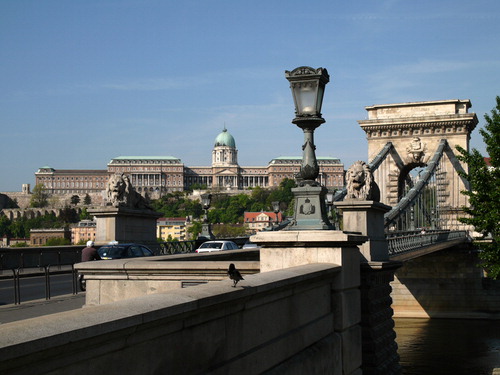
[97,243,155,260]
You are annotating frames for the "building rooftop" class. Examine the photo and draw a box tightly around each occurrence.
[214,128,236,148]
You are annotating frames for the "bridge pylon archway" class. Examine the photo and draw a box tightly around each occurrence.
[358,99,478,231]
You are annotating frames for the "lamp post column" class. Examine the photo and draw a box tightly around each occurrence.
[285,66,333,230]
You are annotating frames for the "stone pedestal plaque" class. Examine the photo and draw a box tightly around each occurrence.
[289,185,333,230]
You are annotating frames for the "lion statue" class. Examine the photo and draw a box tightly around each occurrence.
[345,161,380,201]
[106,174,152,209]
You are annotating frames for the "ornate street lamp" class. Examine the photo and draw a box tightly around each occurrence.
[199,193,215,240]
[201,193,212,211]
[272,201,280,224]
[285,66,333,230]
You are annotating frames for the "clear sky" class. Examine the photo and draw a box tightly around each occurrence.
[1,0,499,192]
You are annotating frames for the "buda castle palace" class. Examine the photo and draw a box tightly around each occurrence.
[34,128,345,202]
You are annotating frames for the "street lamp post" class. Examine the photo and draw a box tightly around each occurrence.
[285,66,333,230]
[272,201,280,224]
[199,193,215,240]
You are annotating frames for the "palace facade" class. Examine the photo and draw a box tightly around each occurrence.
[35,128,345,200]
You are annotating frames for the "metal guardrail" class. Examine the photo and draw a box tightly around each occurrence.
[158,237,250,255]
[158,240,199,255]
[0,246,83,270]
[8,265,79,305]
[387,230,469,257]
[0,246,82,305]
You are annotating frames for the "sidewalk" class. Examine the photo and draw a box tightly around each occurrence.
[0,293,85,324]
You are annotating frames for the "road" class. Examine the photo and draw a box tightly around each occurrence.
[0,273,79,305]
[0,272,85,324]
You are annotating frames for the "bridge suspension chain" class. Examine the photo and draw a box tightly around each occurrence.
[384,139,448,230]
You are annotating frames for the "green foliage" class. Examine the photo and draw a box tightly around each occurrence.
[59,207,79,223]
[151,192,203,219]
[456,96,500,279]
[188,183,208,191]
[151,180,297,237]
[70,195,80,205]
[187,221,202,239]
[212,224,247,238]
[79,207,91,220]
[11,242,28,247]
[83,194,92,205]
[30,184,49,208]
[0,212,79,240]
[44,237,71,246]
[165,234,179,242]
[0,215,12,238]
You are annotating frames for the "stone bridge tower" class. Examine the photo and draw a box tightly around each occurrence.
[358,100,478,227]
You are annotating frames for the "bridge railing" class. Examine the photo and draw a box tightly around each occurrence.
[0,246,83,271]
[387,230,469,257]
[158,240,199,255]
[158,237,250,255]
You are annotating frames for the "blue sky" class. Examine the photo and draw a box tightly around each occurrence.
[1,0,499,192]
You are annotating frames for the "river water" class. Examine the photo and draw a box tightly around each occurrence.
[394,318,500,374]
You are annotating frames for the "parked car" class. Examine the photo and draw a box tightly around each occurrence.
[242,239,260,249]
[97,243,155,260]
[195,241,239,253]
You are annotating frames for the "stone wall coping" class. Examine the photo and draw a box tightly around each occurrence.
[334,200,392,213]
[75,249,260,273]
[76,258,260,276]
[251,230,367,247]
[0,263,341,360]
[88,206,162,218]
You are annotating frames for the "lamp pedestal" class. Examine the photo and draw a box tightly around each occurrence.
[289,184,333,230]
[199,221,214,240]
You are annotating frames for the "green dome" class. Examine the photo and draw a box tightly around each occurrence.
[214,128,236,148]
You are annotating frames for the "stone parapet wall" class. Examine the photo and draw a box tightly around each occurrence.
[0,263,357,375]
[0,191,105,210]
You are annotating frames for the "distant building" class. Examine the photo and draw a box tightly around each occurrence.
[1,236,30,247]
[157,217,187,241]
[71,220,96,245]
[244,211,283,233]
[35,167,109,195]
[30,228,71,246]
[33,128,345,200]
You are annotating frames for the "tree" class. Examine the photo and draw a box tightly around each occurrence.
[79,207,92,220]
[71,195,80,206]
[187,221,202,239]
[83,194,92,205]
[456,96,500,279]
[0,215,12,238]
[30,184,48,208]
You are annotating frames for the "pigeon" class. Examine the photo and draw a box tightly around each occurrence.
[228,263,244,287]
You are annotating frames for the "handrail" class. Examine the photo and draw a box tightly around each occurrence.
[387,230,468,257]
[0,245,83,271]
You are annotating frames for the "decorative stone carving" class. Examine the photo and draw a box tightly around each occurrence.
[299,198,315,215]
[106,173,152,209]
[345,161,380,201]
[406,136,427,162]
